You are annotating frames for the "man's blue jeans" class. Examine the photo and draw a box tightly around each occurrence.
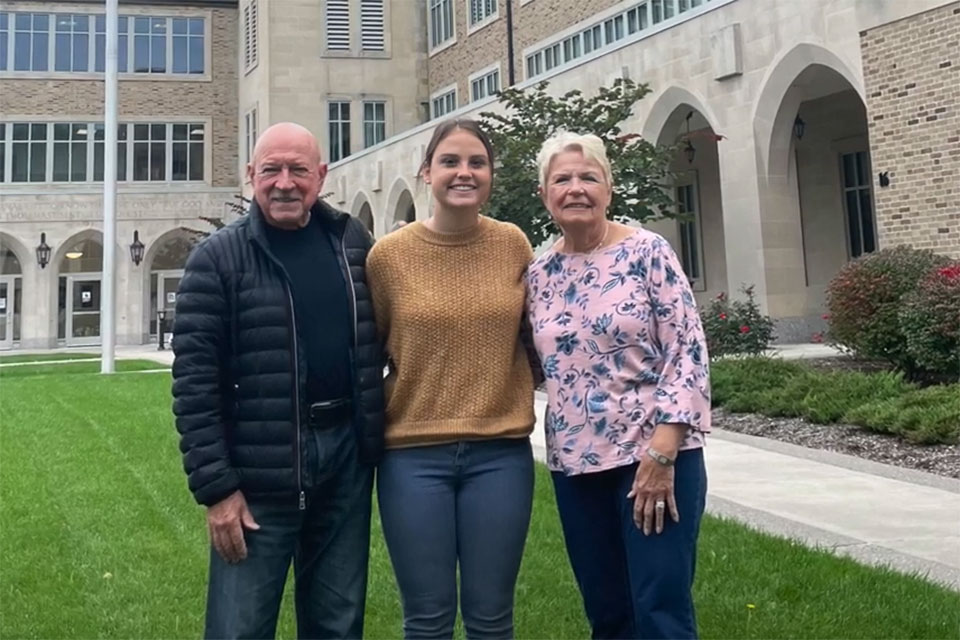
[204,421,374,640]
[377,438,534,639]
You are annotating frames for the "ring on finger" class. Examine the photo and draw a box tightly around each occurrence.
[655,499,666,511]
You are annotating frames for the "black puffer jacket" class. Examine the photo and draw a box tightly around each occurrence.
[171,200,384,507]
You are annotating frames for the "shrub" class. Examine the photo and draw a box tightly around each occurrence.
[702,286,776,358]
[898,262,960,379]
[710,357,805,406]
[825,246,951,375]
[845,384,960,444]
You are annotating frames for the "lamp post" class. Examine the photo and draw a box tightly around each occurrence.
[36,233,52,269]
[129,230,145,266]
[157,309,167,351]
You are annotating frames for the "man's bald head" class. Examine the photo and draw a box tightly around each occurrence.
[247,122,327,230]
[252,122,321,166]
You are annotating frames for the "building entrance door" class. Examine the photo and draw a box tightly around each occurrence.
[66,275,101,346]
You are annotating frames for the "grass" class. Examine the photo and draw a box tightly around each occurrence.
[0,359,165,378]
[710,357,960,444]
[0,352,98,364]
[2,371,959,639]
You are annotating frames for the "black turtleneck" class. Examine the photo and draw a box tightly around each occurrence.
[262,212,352,403]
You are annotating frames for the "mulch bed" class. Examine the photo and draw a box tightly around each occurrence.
[713,408,960,479]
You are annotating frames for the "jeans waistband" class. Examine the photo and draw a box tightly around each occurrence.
[307,397,353,429]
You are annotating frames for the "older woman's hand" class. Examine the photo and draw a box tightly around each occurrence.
[627,457,678,535]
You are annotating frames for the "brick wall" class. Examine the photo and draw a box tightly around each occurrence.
[0,7,239,188]
[862,1,960,258]
[427,0,621,107]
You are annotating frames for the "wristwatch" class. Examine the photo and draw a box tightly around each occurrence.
[646,447,676,466]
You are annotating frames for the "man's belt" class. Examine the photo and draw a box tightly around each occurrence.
[307,397,353,428]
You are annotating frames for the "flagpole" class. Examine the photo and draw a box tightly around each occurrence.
[101,0,118,374]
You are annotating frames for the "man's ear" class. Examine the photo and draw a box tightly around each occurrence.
[246,163,255,185]
[317,162,329,189]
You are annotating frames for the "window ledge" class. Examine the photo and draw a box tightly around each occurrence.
[429,38,457,58]
[466,12,500,36]
[0,71,212,82]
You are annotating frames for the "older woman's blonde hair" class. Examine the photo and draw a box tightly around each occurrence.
[536,131,612,188]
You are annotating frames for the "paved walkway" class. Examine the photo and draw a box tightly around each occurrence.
[10,344,959,589]
[532,392,960,590]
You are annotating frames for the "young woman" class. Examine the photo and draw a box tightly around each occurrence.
[366,119,536,640]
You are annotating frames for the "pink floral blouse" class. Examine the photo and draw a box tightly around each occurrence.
[526,228,711,476]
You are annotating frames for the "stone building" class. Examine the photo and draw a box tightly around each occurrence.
[0,0,239,349]
[323,0,959,341]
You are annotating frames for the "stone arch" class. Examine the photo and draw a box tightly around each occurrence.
[53,228,104,274]
[752,42,865,178]
[0,232,30,274]
[641,86,720,144]
[142,227,197,272]
[350,191,375,233]
[385,177,417,224]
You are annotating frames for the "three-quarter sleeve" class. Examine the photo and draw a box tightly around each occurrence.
[646,238,712,434]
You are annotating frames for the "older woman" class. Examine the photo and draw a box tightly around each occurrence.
[526,132,711,640]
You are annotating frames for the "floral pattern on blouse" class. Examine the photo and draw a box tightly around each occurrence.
[526,228,711,476]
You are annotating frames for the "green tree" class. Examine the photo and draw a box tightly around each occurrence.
[479,78,677,247]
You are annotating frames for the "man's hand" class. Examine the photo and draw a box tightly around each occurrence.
[207,490,260,564]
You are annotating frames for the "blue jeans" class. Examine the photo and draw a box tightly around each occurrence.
[204,421,374,639]
[377,438,534,640]
[551,449,707,640]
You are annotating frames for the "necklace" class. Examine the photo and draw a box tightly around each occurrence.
[587,222,610,253]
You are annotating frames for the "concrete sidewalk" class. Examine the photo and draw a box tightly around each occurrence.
[533,392,960,590]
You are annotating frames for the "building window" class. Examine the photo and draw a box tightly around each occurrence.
[2,121,204,183]
[171,18,203,74]
[54,14,89,72]
[133,123,166,180]
[243,0,258,71]
[469,0,497,27]
[841,151,876,258]
[95,15,129,72]
[429,0,454,49]
[603,14,625,44]
[245,107,258,164]
[525,52,542,79]
[328,101,351,162]
[470,66,499,101]
[10,123,46,182]
[431,88,457,118]
[676,182,703,287]
[133,17,167,73]
[5,12,205,75]
[326,0,350,51]
[172,123,204,181]
[0,124,5,181]
[13,13,49,71]
[52,122,89,182]
[363,101,386,148]
[582,24,601,54]
[92,123,127,181]
[543,43,560,71]
[0,13,8,71]
[360,0,385,51]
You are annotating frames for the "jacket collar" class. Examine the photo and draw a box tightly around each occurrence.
[247,197,348,245]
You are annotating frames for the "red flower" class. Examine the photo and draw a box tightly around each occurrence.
[811,332,824,343]
[716,292,726,301]
[740,325,750,334]
[938,265,960,280]
[821,313,831,321]
[719,313,727,320]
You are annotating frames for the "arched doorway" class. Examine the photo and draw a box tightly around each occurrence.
[57,235,104,346]
[146,233,194,340]
[358,202,374,235]
[643,92,728,300]
[0,235,24,350]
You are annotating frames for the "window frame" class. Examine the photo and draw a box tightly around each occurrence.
[839,151,877,259]
[675,174,706,291]
[328,101,351,163]
[362,100,387,149]
[430,84,458,119]
[0,10,210,80]
[428,0,456,54]
[468,62,500,102]
[466,0,499,34]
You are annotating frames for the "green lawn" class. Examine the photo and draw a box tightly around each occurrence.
[1,371,958,639]
[0,352,98,364]
[0,359,165,378]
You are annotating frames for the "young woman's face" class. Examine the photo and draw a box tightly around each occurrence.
[422,129,493,214]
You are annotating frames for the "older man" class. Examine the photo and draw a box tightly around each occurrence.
[172,122,384,639]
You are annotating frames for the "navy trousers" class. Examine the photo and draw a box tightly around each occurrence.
[204,421,374,640]
[551,449,707,640]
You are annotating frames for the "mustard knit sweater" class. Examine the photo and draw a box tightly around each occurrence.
[366,216,536,449]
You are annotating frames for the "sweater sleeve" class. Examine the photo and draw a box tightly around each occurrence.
[365,242,393,352]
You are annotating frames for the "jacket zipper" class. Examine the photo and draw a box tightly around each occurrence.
[284,280,306,511]
[340,235,360,353]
